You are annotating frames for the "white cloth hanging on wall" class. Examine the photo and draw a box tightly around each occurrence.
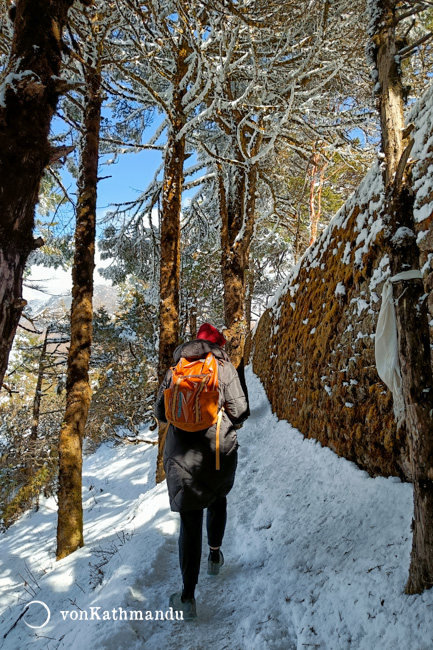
[374,269,423,427]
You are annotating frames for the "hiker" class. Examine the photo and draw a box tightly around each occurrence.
[155,323,249,619]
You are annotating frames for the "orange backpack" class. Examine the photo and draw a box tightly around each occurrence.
[163,352,224,469]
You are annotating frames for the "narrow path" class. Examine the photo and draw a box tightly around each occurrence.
[1,367,428,650]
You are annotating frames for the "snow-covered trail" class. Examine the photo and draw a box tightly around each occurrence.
[1,368,431,650]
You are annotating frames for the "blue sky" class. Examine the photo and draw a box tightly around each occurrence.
[26,146,164,303]
[97,148,163,211]
[26,125,202,302]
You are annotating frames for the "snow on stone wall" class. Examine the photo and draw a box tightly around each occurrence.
[251,84,433,480]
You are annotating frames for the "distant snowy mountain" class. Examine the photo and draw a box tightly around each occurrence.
[26,284,119,318]
[25,296,50,315]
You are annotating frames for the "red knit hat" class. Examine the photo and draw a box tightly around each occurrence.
[197,323,226,347]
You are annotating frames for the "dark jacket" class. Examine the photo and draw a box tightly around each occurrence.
[155,339,249,512]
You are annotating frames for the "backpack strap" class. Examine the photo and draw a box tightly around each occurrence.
[171,378,182,421]
[195,376,208,425]
[215,407,224,470]
[161,421,170,449]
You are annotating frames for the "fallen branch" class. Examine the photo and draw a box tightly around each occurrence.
[3,609,26,640]
[113,432,158,446]
[1,383,18,395]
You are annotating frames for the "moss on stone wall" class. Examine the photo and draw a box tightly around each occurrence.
[251,86,433,479]
[252,205,410,478]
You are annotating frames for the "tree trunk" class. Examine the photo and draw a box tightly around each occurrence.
[221,165,257,357]
[157,131,187,378]
[387,181,433,595]
[30,328,50,436]
[25,326,50,478]
[370,0,433,593]
[190,304,197,339]
[309,153,319,246]
[219,165,245,367]
[0,251,28,391]
[371,0,404,184]
[0,0,85,390]
[156,42,188,484]
[309,155,327,246]
[56,68,102,560]
[245,266,254,335]
[222,247,247,369]
[218,160,257,407]
[155,130,186,483]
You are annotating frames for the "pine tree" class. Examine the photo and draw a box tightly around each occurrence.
[56,0,113,560]
[187,0,372,378]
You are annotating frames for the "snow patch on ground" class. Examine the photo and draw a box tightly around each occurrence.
[0,367,430,649]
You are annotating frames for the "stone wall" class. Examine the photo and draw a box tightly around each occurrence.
[251,85,433,480]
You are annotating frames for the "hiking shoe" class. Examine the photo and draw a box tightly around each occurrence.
[169,592,197,620]
[207,549,224,575]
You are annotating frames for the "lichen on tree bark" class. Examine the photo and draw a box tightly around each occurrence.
[56,66,102,560]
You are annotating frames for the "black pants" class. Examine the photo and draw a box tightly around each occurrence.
[179,496,227,590]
